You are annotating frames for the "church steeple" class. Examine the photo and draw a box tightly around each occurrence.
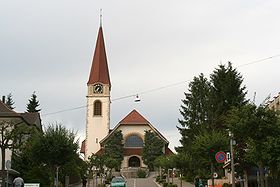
[87,26,111,87]
[85,23,111,158]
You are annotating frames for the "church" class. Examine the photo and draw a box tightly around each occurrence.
[80,22,173,169]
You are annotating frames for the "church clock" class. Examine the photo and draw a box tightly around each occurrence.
[93,83,103,94]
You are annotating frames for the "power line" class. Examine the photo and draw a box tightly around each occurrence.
[42,80,190,116]
[42,54,280,117]
[237,54,280,68]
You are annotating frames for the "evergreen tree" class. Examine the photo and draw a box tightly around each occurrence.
[177,62,248,181]
[142,130,164,171]
[177,73,211,152]
[26,91,41,113]
[210,62,248,129]
[104,130,124,169]
[5,93,15,110]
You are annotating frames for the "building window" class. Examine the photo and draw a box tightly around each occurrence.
[96,138,98,143]
[125,135,143,148]
[94,100,102,116]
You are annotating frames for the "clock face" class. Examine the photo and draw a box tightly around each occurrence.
[93,84,103,94]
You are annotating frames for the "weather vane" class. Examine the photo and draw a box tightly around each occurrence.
[100,8,103,27]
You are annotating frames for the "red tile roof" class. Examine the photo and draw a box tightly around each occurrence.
[80,140,85,154]
[95,148,104,156]
[165,147,174,155]
[120,110,149,124]
[87,26,111,86]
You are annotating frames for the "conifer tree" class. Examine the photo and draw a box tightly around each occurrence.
[210,62,248,129]
[104,130,124,169]
[177,62,248,180]
[142,130,164,171]
[6,93,15,110]
[26,91,41,113]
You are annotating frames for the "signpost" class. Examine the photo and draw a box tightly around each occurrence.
[215,151,226,163]
[5,160,11,187]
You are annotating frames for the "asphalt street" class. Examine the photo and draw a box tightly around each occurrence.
[125,177,159,187]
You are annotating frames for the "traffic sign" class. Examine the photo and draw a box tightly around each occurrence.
[5,160,11,170]
[213,172,218,178]
[215,151,226,163]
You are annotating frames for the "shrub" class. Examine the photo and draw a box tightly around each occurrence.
[222,183,232,187]
[156,176,160,182]
[163,182,168,187]
[137,169,146,178]
[167,183,177,187]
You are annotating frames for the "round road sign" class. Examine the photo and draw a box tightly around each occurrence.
[6,160,11,170]
[215,151,226,163]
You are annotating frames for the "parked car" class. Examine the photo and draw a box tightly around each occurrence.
[110,176,126,187]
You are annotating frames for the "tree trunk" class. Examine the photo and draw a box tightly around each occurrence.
[258,162,265,187]
[243,170,248,187]
[1,148,6,187]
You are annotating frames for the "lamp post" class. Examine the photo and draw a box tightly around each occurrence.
[229,131,235,187]
[55,166,60,187]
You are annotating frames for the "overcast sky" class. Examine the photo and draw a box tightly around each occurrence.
[1,0,280,152]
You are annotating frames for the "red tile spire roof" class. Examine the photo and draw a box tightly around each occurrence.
[87,26,111,86]
[120,109,149,124]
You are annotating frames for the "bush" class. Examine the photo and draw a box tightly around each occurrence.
[222,183,232,187]
[156,175,160,182]
[167,183,177,187]
[163,182,168,187]
[137,169,146,178]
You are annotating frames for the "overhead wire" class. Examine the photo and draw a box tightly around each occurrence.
[42,54,280,117]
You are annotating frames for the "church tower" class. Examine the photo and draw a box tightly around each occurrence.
[85,25,111,159]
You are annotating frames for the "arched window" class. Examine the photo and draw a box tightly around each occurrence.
[94,100,102,116]
[125,135,143,147]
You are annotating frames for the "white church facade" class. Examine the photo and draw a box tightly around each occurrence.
[80,24,173,168]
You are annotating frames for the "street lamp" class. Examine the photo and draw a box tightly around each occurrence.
[229,131,235,187]
[55,166,60,187]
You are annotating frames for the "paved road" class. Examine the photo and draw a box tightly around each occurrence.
[126,177,159,187]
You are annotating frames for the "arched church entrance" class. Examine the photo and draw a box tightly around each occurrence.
[128,156,140,167]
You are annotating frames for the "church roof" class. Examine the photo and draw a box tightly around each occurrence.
[120,109,149,124]
[87,26,111,86]
[99,109,169,145]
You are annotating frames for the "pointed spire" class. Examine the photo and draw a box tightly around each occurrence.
[87,22,111,86]
[99,9,103,27]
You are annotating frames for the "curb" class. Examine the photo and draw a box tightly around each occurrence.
[153,180,162,187]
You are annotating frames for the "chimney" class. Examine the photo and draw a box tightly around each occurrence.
[2,96,5,103]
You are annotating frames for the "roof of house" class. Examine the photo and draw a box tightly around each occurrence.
[0,100,42,130]
[87,26,111,86]
[0,100,20,117]
[20,112,42,131]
